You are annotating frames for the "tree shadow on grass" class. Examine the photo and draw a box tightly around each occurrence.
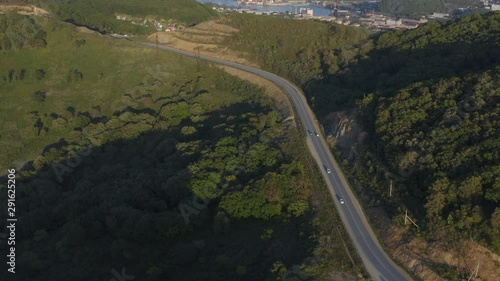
[0,101,320,281]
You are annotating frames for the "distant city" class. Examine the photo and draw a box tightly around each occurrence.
[198,0,499,30]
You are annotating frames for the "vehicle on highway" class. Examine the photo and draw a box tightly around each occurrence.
[324,165,331,174]
[308,130,313,136]
[314,131,319,137]
[339,198,345,204]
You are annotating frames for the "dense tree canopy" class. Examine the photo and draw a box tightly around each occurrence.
[343,13,500,252]
[371,70,499,246]
[0,13,46,51]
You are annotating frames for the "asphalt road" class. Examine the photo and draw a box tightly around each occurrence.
[138,42,412,281]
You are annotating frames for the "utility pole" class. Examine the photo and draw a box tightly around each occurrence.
[404,209,419,228]
[467,262,480,281]
[155,32,159,50]
[196,48,201,72]
[154,32,159,59]
[389,179,393,197]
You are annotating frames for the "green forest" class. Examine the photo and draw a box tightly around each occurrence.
[223,12,500,255]
[348,13,500,254]
[30,0,218,34]
[371,69,499,246]
[223,14,372,87]
[0,14,363,280]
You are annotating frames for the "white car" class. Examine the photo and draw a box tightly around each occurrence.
[314,132,319,137]
[324,165,331,174]
[339,198,345,204]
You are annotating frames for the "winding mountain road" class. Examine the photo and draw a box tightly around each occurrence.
[138,42,412,281]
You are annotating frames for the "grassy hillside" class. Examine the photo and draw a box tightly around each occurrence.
[0,14,364,281]
[33,0,218,34]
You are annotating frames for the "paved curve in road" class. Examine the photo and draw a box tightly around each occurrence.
[138,42,412,281]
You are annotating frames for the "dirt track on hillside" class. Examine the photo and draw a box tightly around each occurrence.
[0,5,49,16]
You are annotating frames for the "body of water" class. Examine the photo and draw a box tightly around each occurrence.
[197,0,333,16]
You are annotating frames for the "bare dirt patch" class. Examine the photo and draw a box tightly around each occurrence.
[147,19,257,68]
[0,5,50,16]
[148,32,254,65]
[76,26,101,35]
[173,32,225,44]
[180,28,233,37]
[369,206,500,281]
[194,20,239,34]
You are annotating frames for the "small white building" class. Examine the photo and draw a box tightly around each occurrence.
[299,8,314,16]
[429,13,449,19]
[386,18,402,26]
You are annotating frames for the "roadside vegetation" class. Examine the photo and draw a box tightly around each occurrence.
[0,14,363,281]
